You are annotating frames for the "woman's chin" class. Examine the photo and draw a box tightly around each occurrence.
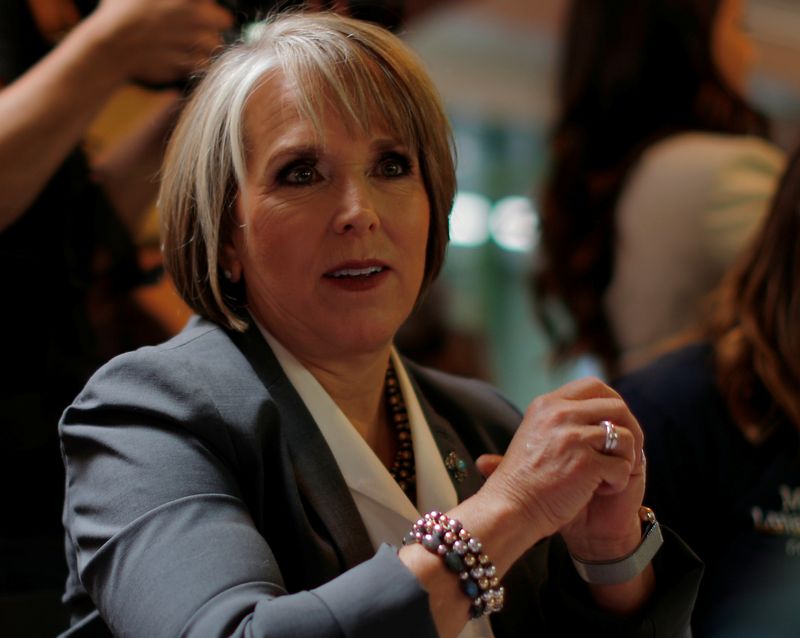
[331,327,397,357]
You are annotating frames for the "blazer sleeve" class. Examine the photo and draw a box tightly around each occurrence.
[60,347,437,638]
[494,529,702,638]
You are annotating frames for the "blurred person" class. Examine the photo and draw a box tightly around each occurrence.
[614,141,800,636]
[0,0,233,633]
[534,0,785,377]
[58,13,702,637]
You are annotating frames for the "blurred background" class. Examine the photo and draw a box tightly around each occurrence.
[89,0,800,410]
[395,0,800,408]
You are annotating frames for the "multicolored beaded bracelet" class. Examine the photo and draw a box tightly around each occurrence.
[403,511,505,619]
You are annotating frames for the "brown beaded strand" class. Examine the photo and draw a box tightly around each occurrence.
[385,364,416,503]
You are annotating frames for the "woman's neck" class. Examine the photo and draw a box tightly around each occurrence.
[299,348,396,465]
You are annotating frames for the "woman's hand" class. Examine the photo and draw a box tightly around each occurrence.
[558,435,645,563]
[476,379,654,615]
[478,377,644,556]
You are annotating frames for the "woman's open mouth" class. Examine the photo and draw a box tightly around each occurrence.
[326,265,385,278]
[323,262,389,290]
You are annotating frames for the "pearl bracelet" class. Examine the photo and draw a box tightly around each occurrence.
[403,511,505,619]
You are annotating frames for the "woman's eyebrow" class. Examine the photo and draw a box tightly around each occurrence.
[265,144,320,166]
[371,137,409,152]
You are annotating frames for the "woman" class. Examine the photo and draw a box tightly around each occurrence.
[614,143,800,636]
[534,0,784,376]
[59,13,701,637]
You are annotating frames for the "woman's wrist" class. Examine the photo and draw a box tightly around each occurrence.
[403,512,505,619]
[398,503,522,638]
[445,488,548,577]
[564,514,643,562]
[568,508,662,614]
[399,541,472,638]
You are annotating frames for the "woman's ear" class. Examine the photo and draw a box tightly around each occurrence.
[219,240,243,284]
[217,231,242,284]
[219,195,245,283]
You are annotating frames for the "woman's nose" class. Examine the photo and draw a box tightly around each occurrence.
[332,177,381,235]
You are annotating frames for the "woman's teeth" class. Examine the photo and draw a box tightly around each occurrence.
[329,266,384,278]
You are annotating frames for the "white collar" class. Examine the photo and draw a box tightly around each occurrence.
[256,324,457,531]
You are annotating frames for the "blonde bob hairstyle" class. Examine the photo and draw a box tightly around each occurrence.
[159,12,456,332]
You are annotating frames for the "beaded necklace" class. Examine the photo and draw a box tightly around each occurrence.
[384,364,416,503]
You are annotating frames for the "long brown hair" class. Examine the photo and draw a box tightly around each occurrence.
[534,0,767,376]
[707,143,800,438]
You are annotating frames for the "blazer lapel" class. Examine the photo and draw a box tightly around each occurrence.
[405,371,486,503]
[228,322,486,566]
[230,323,374,569]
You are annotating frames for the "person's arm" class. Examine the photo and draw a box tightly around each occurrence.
[90,90,183,233]
[0,0,232,232]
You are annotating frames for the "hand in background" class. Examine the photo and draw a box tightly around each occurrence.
[89,0,233,86]
[0,0,233,230]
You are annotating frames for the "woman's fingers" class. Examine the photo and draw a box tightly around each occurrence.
[540,379,646,467]
[476,454,503,478]
[544,375,622,401]
[525,392,644,468]
[479,377,646,545]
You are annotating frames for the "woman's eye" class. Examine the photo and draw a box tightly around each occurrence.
[279,162,319,186]
[377,154,412,178]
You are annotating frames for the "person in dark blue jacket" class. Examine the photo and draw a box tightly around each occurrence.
[615,142,800,637]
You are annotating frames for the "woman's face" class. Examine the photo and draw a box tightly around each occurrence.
[712,0,755,94]
[222,75,431,364]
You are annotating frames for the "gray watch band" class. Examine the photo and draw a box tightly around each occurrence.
[570,507,664,585]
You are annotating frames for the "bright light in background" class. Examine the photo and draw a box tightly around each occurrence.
[489,196,539,253]
[449,191,491,247]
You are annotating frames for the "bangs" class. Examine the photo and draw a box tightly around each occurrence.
[267,23,421,151]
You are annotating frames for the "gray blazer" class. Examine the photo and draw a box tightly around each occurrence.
[59,316,702,637]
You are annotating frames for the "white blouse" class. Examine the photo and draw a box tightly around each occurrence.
[259,326,494,638]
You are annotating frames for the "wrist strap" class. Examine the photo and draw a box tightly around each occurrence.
[403,511,505,619]
[570,506,664,585]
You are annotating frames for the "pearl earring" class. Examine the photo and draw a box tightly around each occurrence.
[223,269,233,281]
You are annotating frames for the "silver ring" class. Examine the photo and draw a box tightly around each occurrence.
[599,420,619,454]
